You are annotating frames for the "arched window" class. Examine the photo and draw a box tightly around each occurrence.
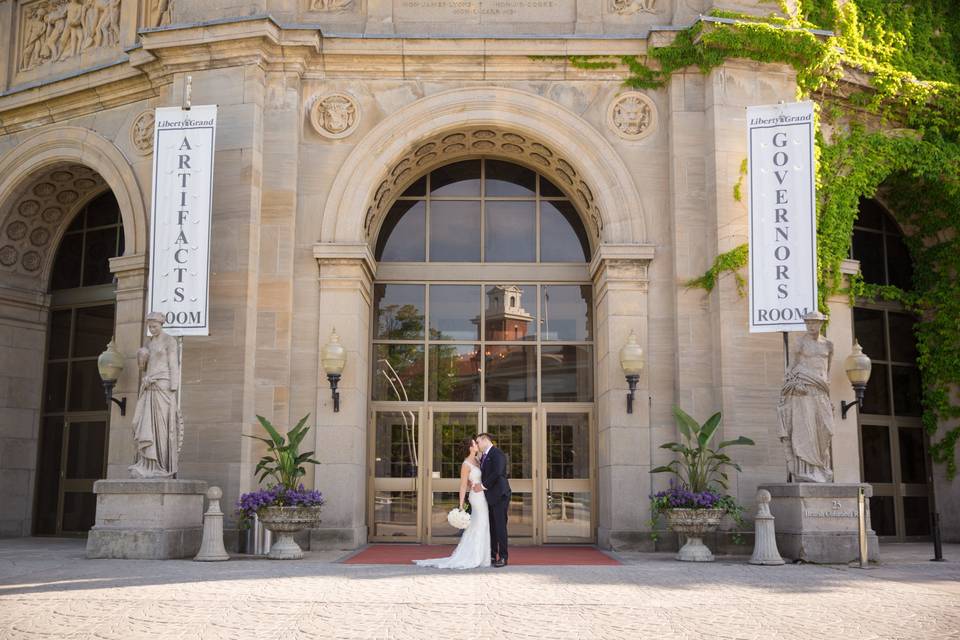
[34,191,122,535]
[369,158,595,545]
[375,159,591,263]
[850,197,929,541]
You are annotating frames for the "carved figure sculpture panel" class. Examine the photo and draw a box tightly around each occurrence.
[129,312,184,479]
[151,0,174,27]
[18,0,121,73]
[309,0,353,10]
[611,0,658,15]
[778,312,835,483]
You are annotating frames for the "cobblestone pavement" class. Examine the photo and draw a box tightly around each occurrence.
[1,539,958,640]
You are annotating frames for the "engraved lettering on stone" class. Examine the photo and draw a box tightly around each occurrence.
[309,0,353,10]
[18,0,121,72]
[608,92,656,141]
[131,111,156,154]
[310,93,360,139]
[611,0,657,15]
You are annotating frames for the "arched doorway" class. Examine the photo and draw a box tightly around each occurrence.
[34,191,123,535]
[369,158,595,544]
[851,197,931,541]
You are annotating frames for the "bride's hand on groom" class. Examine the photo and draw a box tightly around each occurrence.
[470,483,484,493]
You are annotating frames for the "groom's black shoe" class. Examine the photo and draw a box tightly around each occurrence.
[494,558,507,568]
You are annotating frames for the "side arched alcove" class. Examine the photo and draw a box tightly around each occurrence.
[0,127,149,536]
[313,87,656,550]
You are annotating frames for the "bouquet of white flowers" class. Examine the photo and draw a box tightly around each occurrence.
[447,507,471,530]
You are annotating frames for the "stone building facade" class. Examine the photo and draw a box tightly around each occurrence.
[0,0,955,547]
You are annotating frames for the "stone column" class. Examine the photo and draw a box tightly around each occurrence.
[311,242,375,549]
[591,243,655,550]
[106,253,147,479]
[826,258,863,483]
[0,285,47,536]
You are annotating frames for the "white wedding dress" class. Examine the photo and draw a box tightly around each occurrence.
[414,463,491,569]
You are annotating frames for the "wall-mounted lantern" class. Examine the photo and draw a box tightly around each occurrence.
[97,338,127,416]
[841,340,872,419]
[322,328,347,412]
[619,330,645,414]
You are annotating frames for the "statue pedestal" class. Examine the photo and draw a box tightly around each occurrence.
[760,483,880,564]
[86,479,207,559]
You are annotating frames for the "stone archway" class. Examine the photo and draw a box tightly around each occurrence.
[0,127,149,536]
[319,87,648,249]
[313,88,655,550]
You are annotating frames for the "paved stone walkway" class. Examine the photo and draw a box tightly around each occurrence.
[1,538,958,639]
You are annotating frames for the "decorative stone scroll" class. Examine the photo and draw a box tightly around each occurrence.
[610,0,658,15]
[607,92,657,141]
[18,0,121,73]
[363,128,605,240]
[310,93,360,139]
[130,111,155,155]
[0,164,106,276]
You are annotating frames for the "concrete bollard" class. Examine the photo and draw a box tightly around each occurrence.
[194,486,230,562]
[750,489,785,566]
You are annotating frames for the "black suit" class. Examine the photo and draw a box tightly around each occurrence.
[480,446,511,562]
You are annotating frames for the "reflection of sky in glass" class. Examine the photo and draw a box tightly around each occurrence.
[430,160,481,196]
[541,200,590,262]
[377,200,425,262]
[429,285,481,340]
[541,285,592,341]
[486,160,535,197]
[430,201,480,261]
[486,201,535,262]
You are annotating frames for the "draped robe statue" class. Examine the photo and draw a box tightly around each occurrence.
[129,313,184,479]
[778,312,835,483]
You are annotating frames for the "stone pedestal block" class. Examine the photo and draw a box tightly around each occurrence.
[86,479,207,559]
[760,483,880,564]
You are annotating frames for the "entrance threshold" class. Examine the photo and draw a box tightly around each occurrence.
[341,544,620,566]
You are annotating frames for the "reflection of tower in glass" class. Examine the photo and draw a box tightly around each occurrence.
[484,285,533,341]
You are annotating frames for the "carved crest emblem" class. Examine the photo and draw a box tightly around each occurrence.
[607,92,657,141]
[310,93,360,139]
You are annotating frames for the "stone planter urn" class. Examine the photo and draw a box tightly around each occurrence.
[664,508,725,562]
[257,506,322,560]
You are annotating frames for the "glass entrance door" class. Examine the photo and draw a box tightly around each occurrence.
[481,408,536,543]
[370,409,423,541]
[542,411,593,542]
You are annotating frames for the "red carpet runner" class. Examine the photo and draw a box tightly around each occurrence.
[343,544,620,566]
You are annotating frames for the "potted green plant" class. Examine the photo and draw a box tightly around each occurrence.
[651,406,754,562]
[237,414,323,560]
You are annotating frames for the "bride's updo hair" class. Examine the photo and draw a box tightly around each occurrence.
[458,437,476,460]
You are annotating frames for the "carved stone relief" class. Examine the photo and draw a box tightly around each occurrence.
[0,164,106,276]
[610,0,658,14]
[308,0,353,10]
[131,111,155,155]
[149,0,174,27]
[363,128,604,241]
[18,0,121,73]
[310,93,360,139]
[607,92,657,141]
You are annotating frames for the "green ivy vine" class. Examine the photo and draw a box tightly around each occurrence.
[565,0,960,476]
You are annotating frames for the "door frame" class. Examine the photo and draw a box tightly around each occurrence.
[368,403,595,544]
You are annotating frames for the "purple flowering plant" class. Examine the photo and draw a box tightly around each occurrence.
[237,484,325,528]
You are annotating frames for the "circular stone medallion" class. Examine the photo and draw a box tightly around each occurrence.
[131,111,155,155]
[607,91,657,141]
[6,221,28,241]
[0,245,18,267]
[309,92,360,139]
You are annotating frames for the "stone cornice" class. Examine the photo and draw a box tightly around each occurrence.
[313,242,376,276]
[589,243,656,279]
[0,16,652,133]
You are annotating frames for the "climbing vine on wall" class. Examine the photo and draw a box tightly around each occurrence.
[566,0,960,476]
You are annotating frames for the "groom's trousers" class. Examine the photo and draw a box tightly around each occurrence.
[489,499,509,561]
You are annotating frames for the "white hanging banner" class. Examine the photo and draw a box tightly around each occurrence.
[747,101,818,333]
[148,105,217,336]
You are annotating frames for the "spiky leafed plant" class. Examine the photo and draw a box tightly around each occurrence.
[651,406,754,493]
[244,414,320,490]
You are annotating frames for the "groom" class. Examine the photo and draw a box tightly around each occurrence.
[472,433,511,567]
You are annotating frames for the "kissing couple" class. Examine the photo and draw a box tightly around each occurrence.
[414,433,512,569]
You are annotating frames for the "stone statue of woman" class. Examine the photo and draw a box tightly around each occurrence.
[778,311,834,483]
[129,312,184,479]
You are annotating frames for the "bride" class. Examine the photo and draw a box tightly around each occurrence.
[414,437,491,569]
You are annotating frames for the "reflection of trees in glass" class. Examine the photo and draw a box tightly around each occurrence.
[436,419,478,477]
[376,345,424,402]
[430,345,480,401]
[378,303,424,339]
